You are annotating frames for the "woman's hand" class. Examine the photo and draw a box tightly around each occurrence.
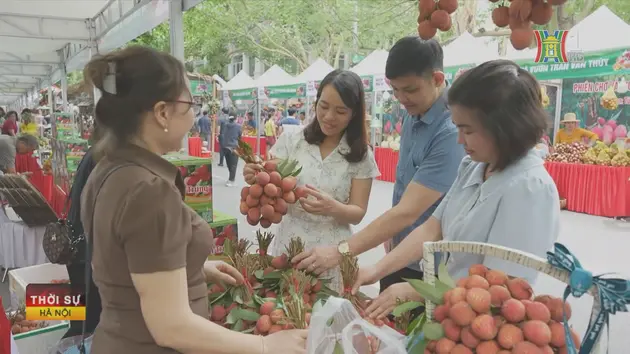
[298,185,340,217]
[243,163,262,185]
[351,266,380,294]
[292,246,341,275]
[263,329,308,354]
[364,283,421,319]
[204,261,244,286]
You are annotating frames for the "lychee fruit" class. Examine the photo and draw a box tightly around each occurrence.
[540,345,554,354]
[501,298,526,323]
[210,305,227,322]
[435,338,456,353]
[548,297,572,322]
[525,301,551,323]
[506,278,533,300]
[441,318,461,341]
[466,274,490,290]
[485,269,509,286]
[268,324,283,334]
[457,277,469,288]
[522,320,552,346]
[451,344,473,354]
[434,304,450,322]
[449,302,476,327]
[269,309,284,324]
[489,285,512,307]
[460,326,480,348]
[512,341,543,354]
[270,254,289,269]
[256,315,272,333]
[476,340,501,354]
[493,315,507,328]
[497,323,524,349]
[469,264,489,277]
[450,287,468,304]
[260,301,276,316]
[471,314,498,340]
[466,288,492,313]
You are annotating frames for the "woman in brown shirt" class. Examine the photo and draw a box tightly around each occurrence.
[80,46,307,354]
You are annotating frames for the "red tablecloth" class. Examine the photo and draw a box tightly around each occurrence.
[188,137,202,157]
[51,184,67,217]
[374,147,399,182]
[242,135,267,158]
[545,162,630,218]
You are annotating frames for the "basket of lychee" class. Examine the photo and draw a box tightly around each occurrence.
[401,241,612,354]
[239,159,307,228]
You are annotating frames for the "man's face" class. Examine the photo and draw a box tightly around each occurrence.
[16,141,34,154]
[388,72,444,116]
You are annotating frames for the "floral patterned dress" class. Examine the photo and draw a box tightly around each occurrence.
[269,129,380,292]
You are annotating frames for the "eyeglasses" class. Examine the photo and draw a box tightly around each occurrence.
[168,100,195,112]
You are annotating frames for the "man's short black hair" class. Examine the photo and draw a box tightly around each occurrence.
[385,36,444,79]
[17,134,39,150]
[202,111,208,115]
[221,107,229,114]
[247,112,254,117]
[287,108,297,116]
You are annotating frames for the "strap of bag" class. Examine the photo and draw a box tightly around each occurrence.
[78,163,133,353]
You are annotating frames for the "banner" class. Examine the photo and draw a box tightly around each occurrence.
[306,81,318,97]
[373,74,390,91]
[560,75,630,142]
[360,76,373,91]
[190,80,210,96]
[263,84,306,99]
[444,64,475,82]
[229,88,257,100]
[517,48,630,81]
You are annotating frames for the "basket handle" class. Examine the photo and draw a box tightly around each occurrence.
[421,241,603,352]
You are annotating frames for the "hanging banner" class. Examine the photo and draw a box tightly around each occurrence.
[306,81,319,97]
[229,88,257,100]
[257,86,267,100]
[190,80,210,96]
[517,49,630,81]
[262,84,306,99]
[560,75,630,143]
[373,74,391,91]
[360,76,373,92]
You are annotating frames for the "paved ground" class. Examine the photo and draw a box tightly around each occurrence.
[2,155,628,352]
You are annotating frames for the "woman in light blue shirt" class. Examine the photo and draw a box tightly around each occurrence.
[353,60,560,319]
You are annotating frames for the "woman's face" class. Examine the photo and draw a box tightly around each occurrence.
[564,122,577,132]
[451,105,497,165]
[316,84,353,138]
[153,85,195,153]
[7,113,16,121]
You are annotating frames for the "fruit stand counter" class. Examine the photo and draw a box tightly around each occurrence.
[374,147,399,182]
[242,135,267,158]
[207,210,238,257]
[545,162,630,217]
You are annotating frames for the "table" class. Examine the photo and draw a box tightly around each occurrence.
[242,135,267,158]
[0,207,48,271]
[544,162,630,218]
[188,137,202,157]
[374,147,398,183]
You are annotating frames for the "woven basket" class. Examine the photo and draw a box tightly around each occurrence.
[422,241,603,352]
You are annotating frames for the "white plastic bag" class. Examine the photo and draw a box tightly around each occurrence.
[306,297,406,354]
[47,335,92,354]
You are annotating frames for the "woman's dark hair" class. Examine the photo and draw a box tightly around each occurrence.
[303,69,368,163]
[84,45,187,152]
[448,60,548,171]
[6,111,18,120]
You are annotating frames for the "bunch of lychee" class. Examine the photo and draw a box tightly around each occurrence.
[489,0,568,50]
[240,160,307,228]
[417,0,458,40]
[426,264,580,354]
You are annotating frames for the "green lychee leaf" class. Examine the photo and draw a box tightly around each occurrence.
[438,262,456,289]
[233,308,260,322]
[392,301,423,317]
[291,166,302,177]
[423,322,444,341]
[332,341,344,354]
[403,278,443,305]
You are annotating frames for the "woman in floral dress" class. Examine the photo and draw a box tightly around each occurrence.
[243,70,379,291]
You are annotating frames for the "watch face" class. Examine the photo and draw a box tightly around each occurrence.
[338,242,349,254]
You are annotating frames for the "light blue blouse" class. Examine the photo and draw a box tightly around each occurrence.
[433,149,560,283]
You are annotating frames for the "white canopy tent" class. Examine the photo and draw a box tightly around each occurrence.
[443,32,498,67]
[350,49,389,76]
[221,70,256,91]
[0,0,204,110]
[295,58,334,82]
[254,64,294,88]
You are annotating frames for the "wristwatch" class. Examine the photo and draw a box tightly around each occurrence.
[337,241,352,256]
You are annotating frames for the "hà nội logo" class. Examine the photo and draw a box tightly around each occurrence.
[534,30,583,63]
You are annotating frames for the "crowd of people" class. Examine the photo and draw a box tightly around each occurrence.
[39,34,566,354]
[0,108,42,175]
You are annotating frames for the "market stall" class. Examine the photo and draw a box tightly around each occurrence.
[295,58,335,124]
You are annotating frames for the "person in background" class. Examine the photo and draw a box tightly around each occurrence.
[80,46,306,354]
[246,111,257,131]
[19,111,38,136]
[197,110,211,143]
[0,134,38,173]
[352,60,560,319]
[2,111,18,136]
[264,113,277,160]
[278,108,301,135]
[217,107,229,167]
[293,37,464,301]
[298,111,306,124]
[222,114,242,187]
[62,124,104,339]
[555,113,597,144]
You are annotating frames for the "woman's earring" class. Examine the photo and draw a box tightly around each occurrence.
[164,127,169,133]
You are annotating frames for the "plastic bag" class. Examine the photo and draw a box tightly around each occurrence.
[47,335,92,354]
[306,297,406,354]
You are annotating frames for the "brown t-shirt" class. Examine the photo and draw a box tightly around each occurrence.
[81,144,213,354]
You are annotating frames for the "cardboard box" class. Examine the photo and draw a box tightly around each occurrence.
[8,264,69,310]
[163,153,213,223]
[208,210,238,257]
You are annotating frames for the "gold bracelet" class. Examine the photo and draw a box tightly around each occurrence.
[260,335,266,354]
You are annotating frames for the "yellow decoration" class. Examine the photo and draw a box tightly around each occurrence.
[596,150,612,166]
[611,151,630,167]
[600,86,619,110]
[581,148,598,164]
[541,86,550,107]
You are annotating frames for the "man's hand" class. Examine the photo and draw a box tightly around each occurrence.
[365,283,422,319]
[292,245,341,275]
